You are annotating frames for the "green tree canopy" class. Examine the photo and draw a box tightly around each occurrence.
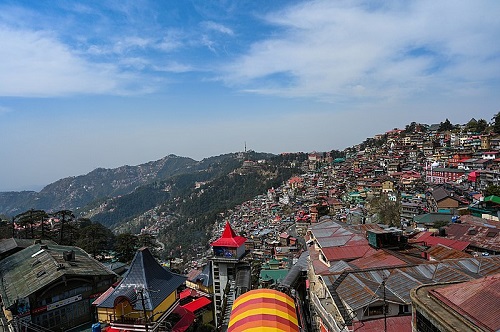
[76,222,115,260]
[438,118,454,132]
[369,194,401,227]
[114,233,139,263]
[14,209,49,239]
[465,118,488,133]
[51,210,75,245]
[492,112,500,134]
[484,184,500,197]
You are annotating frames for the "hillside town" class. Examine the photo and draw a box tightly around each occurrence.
[1,120,500,332]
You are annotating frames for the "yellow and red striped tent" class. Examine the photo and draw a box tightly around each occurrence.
[228,289,299,332]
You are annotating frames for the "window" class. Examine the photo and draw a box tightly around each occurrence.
[468,229,477,235]
[486,231,497,238]
[367,305,387,316]
[399,304,410,314]
[415,310,441,332]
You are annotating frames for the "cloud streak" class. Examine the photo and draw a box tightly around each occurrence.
[222,0,500,103]
[0,26,146,97]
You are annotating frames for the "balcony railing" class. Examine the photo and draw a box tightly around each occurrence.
[109,299,180,332]
[311,293,347,332]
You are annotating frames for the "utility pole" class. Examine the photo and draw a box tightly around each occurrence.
[137,288,149,332]
[382,276,387,332]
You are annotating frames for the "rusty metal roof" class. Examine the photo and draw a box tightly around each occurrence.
[429,273,500,332]
[426,244,472,260]
[410,231,470,251]
[324,256,500,313]
[351,315,412,332]
[350,249,407,269]
[445,222,500,252]
[321,245,371,261]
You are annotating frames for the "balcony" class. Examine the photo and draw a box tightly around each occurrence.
[311,293,347,332]
[109,300,179,332]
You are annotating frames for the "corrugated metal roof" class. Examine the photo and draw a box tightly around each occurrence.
[410,231,470,251]
[426,244,472,260]
[279,251,308,288]
[430,274,500,332]
[327,257,500,313]
[350,249,407,269]
[351,315,412,332]
[321,245,371,261]
[445,222,500,252]
[0,244,115,308]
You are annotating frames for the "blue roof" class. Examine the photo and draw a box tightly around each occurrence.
[97,247,186,310]
[193,261,213,288]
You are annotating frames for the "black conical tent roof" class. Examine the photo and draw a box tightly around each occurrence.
[97,247,186,310]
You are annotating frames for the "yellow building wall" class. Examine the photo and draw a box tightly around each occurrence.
[201,310,213,324]
[97,292,177,324]
[152,291,177,321]
[97,299,152,323]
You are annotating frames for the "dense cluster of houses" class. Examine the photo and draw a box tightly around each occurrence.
[2,123,500,332]
[198,124,500,332]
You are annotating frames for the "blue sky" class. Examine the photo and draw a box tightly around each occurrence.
[0,0,499,191]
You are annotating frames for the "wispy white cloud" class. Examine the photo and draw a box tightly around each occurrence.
[0,26,147,97]
[152,62,193,73]
[222,0,500,103]
[201,21,234,36]
[156,29,185,52]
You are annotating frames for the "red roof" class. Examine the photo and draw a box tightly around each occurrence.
[182,297,212,313]
[350,248,407,269]
[410,231,470,251]
[210,222,246,247]
[171,305,195,332]
[321,245,371,261]
[430,274,500,332]
[180,288,195,300]
[352,315,412,332]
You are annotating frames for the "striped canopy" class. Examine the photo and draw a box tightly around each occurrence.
[228,289,299,332]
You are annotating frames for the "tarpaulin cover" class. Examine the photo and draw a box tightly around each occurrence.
[228,289,299,332]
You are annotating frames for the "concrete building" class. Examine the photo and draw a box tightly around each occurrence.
[210,222,250,328]
[411,274,500,332]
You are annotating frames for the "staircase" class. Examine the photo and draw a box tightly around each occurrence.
[220,280,236,332]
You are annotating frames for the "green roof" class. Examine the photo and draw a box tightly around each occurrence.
[413,213,453,224]
[259,269,289,284]
[484,195,500,205]
[0,244,115,308]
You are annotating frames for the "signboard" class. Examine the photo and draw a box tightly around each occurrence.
[47,294,82,311]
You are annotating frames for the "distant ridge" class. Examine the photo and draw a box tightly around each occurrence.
[0,154,197,215]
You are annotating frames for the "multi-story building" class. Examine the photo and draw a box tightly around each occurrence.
[425,167,466,184]
[210,222,250,328]
[0,243,116,331]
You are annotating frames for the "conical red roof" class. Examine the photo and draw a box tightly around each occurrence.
[210,222,246,248]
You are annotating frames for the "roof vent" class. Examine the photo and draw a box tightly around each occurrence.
[63,250,75,261]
